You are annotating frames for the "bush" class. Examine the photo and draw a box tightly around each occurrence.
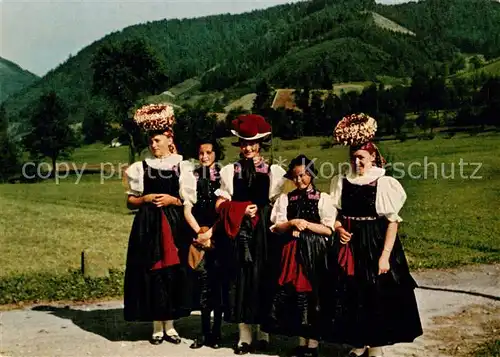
[283,144,300,151]
[0,269,124,305]
[417,132,435,140]
[396,132,408,142]
[320,138,334,149]
[444,131,456,139]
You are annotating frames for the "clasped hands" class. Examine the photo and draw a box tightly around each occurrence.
[143,194,179,207]
[290,219,309,238]
[193,228,212,248]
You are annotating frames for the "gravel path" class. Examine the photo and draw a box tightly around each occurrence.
[1,264,499,357]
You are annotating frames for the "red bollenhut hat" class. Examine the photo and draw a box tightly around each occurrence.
[231,114,272,141]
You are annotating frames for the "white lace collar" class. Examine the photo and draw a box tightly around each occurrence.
[144,153,183,169]
[346,166,386,185]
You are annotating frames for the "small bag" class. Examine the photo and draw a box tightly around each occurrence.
[188,226,210,269]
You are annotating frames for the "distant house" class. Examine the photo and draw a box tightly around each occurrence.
[271,89,299,111]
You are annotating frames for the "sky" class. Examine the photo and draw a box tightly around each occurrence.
[0,0,412,77]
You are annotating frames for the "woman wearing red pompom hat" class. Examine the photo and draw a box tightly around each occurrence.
[215,113,286,354]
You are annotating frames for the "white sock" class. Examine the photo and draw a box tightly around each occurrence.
[299,337,307,346]
[238,323,252,346]
[350,347,367,356]
[308,339,319,348]
[368,347,384,356]
[164,320,178,337]
[152,321,163,337]
[256,324,269,342]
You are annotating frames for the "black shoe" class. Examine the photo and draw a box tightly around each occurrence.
[256,339,269,351]
[149,335,163,345]
[164,334,182,344]
[234,342,253,355]
[289,345,307,357]
[210,334,222,349]
[190,335,208,349]
[303,347,318,357]
[348,349,368,357]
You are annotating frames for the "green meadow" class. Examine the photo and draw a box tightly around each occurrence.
[1,133,499,282]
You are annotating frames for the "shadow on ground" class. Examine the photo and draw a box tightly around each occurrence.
[31,305,350,356]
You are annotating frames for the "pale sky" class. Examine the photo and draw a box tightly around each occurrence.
[0,0,411,77]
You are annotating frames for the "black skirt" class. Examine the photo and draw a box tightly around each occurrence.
[219,205,278,324]
[323,217,423,347]
[123,204,192,322]
[263,232,329,339]
[192,248,223,311]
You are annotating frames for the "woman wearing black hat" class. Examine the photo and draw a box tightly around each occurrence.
[263,154,335,357]
[179,137,225,349]
[123,104,193,345]
[215,114,286,354]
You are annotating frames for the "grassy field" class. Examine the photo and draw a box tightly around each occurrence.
[453,57,500,79]
[1,132,499,279]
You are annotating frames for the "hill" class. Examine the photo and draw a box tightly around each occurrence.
[0,57,39,103]
[3,0,500,130]
[375,0,500,59]
[453,57,500,79]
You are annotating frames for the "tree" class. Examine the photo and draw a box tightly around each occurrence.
[0,105,20,182]
[308,91,324,135]
[295,81,311,114]
[469,55,484,70]
[450,54,466,74]
[91,38,170,163]
[253,79,272,114]
[81,97,114,144]
[23,92,78,176]
[416,109,439,134]
[173,106,225,160]
[477,77,500,127]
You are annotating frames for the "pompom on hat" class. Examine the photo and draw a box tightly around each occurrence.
[334,113,386,168]
[333,113,377,146]
[231,114,272,141]
[133,103,176,134]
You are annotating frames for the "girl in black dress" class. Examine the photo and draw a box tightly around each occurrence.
[123,104,192,345]
[180,138,224,349]
[265,155,335,357]
[215,114,286,355]
[325,113,422,357]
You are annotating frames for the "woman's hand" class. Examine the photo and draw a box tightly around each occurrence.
[291,219,309,231]
[153,194,176,207]
[196,229,213,245]
[336,226,352,244]
[292,230,300,238]
[245,204,258,218]
[378,255,390,275]
[142,194,157,203]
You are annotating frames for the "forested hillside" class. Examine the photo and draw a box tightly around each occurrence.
[3,0,500,129]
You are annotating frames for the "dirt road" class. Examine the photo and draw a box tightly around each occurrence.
[1,264,499,357]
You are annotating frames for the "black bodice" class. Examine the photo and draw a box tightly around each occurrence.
[232,161,270,207]
[340,178,378,217]
[286,188,322,223]
[192,166,221,227]
[141,160,181,197]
